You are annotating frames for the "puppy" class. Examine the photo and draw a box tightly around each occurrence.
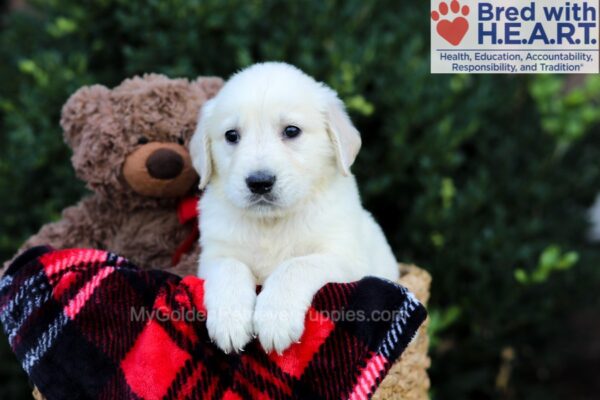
[190,62,398,354]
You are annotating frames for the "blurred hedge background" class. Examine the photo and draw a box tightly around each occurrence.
[1,0,600,398]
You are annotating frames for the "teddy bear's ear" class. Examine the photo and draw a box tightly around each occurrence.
[61,85,111,148]
[191,77,224,100]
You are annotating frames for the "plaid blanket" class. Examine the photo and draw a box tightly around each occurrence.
[0,247,426,400]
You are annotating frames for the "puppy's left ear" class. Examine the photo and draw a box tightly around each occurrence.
[190,99,215,189]
[325,92,362,175]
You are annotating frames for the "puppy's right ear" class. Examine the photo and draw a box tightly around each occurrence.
[190,99,215,189]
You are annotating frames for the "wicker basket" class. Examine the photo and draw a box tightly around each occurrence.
[33,264,430,400]
[372,264,431,400]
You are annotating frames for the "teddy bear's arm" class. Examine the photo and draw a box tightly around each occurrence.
[22,204,99,249]
[167,245,200,277]
[2,197,112,275]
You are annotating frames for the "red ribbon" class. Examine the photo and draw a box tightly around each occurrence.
[171,196,200,266]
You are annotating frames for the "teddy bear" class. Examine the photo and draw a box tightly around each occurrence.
[4,74,223,276]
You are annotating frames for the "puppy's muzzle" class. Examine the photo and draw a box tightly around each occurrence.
[246,170,276,195]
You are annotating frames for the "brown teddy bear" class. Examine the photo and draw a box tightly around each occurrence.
[4,74,223,276]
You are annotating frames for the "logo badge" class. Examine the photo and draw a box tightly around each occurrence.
[431,1,470,46]
[431,0,599,74]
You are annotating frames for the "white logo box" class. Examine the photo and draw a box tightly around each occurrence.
[431,0,600,74]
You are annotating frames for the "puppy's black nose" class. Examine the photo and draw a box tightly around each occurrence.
[246,171,276,195]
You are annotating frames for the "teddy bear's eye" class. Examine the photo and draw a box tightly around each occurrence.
[137,136,149,145]
[177,137,185,145]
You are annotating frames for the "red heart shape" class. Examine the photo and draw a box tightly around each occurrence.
[436,17,468,46]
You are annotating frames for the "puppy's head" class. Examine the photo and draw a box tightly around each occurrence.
[190,62,361,216]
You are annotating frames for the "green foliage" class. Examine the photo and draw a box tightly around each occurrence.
[1,1,600,399]
[514,245,578,285]
[530,75,600,148]
[428,305,462,350]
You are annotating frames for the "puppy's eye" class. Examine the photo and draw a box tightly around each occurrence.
[137,136,149,145]
[225,129,240,144]
[283,125,301,139]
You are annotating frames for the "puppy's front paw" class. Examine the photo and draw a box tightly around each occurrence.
[253,287,309,354]
[205,290,256,354]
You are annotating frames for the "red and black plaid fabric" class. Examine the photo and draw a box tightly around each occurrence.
[0,246,426,400]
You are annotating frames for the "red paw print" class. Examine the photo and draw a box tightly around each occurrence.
[431,0,470,46]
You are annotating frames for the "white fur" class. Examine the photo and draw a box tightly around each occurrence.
[190,62,398,354]
[588,194,600,241]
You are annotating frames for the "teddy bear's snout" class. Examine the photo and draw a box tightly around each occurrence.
[123,142,198,198]
[145,148,184,180]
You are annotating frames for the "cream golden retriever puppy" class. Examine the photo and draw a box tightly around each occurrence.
[190,62,398,354]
